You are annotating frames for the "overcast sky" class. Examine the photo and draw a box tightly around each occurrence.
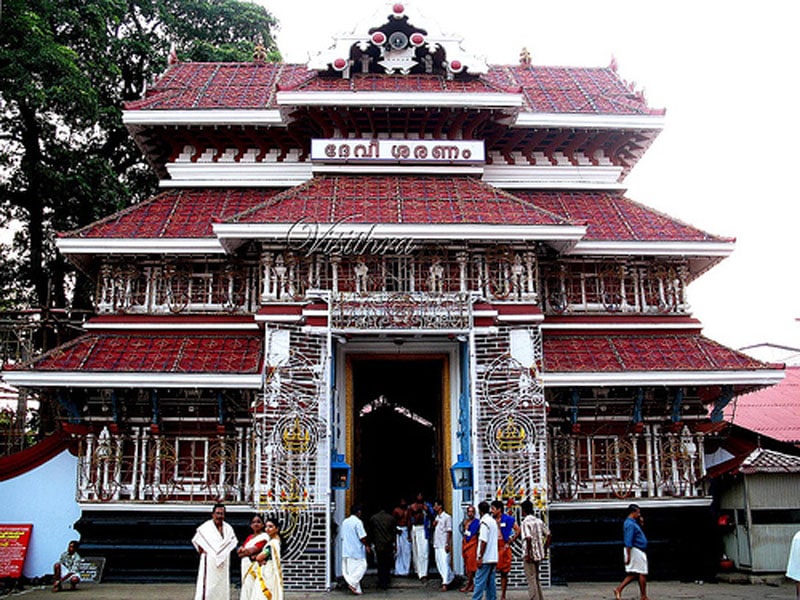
[260,0,800,351]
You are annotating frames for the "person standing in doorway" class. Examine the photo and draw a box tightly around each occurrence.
[520,500,550,600]
[433,499,455,591]
[492,500,520,600]
[472,501,499,600]
[614,504,649,600]
[369,504,396,590]
[192,503,238,600]
[341,504,371,595]
[393,497,412,577]
[409,492,433,580]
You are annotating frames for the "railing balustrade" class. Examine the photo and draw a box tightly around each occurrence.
[76,427,252,503]
[550,425,705,501]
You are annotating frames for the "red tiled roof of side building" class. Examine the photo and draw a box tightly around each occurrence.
[485,65,663,115]
[515,190,734,243]
[723,366,800,444]
[28,332,263,374]
[60,188,283,239]
[124,62,662,115]
[542,333,777,373]
[228,175,569,226]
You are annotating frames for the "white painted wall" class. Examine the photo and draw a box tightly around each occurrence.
[0,449,81,578]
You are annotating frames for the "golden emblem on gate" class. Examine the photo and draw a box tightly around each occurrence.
[282,416,311,453]
[496,416,526,451]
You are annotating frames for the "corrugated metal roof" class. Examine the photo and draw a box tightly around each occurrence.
[725,366,800,444]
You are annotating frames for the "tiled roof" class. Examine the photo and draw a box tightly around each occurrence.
[229,176,569,226]
[724,366,800,444]
[62,188,281,239]
[286,73,510,94]
[125,63,309,110]
[124,62,660,115]
[542,333,772,373]
[486,65,660,115]
[27,333,262,374]
[514,191,731,243]
[60,185,732,244]
[740,448,800,474]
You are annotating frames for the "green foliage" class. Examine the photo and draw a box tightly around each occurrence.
[0,0,280,322]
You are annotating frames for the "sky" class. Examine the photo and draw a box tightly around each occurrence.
[258,0,800,351]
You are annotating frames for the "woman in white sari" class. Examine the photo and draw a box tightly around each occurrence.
[237,514,268,600]
[255,518,283,600]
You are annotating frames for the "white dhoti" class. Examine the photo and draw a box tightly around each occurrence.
[787,530,800,582]
[395,528,411,575]
[434,547,454,586]
[624,547,648,575]
[192,520,238,600]
[411,524,429,579]
[342,557,368,594]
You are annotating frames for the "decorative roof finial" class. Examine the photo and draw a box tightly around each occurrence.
[253,33,268,63]
[519,47,531,66]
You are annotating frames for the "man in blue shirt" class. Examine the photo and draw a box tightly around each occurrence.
[614,504,649,600]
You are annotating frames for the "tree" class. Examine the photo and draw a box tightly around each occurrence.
[0,0,279,329]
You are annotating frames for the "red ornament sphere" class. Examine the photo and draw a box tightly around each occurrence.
[450,60,463,72]
[393,3,404,14]
[410,33,424,46]
[333,58,347,70]
[372,31,386,45]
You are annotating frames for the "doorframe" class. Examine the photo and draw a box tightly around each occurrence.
[338,340,459,514]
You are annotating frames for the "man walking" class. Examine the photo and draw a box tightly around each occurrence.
[341,504,371,595]
[521,500,551,600]
[472,501,499,600]
[492,500,520,600]
[409,492,433,580]
[192,503,238,600]
[432,499,455,591]
[614,504,649,600]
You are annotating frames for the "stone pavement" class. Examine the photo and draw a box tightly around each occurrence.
[5,578,797,600]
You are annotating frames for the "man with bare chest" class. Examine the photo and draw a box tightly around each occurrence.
[393,498,411,576]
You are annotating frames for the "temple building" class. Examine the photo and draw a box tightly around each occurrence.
[2,3,784,588]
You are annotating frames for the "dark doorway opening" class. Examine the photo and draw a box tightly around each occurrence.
[352,357,444,514]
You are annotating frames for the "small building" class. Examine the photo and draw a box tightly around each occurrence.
[712,448,800,574]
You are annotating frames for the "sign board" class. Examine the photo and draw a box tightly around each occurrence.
[0,524,33,579]
[76,557,106,583]
[311,138,485,165]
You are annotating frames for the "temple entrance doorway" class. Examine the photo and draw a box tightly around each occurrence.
[349,356,447,514]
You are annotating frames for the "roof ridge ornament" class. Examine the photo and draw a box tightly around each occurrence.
[308,2,488,79]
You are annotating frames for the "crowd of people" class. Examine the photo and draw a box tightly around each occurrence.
[186,495,550,600]
[326,492,552,600]
[47,498,800,600]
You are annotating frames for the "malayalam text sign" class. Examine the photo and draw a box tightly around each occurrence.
[0,524,33,578]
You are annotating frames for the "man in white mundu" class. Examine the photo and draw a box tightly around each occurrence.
[432,499,455,591]
[192,503,238,600]
[341,504,371,595]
